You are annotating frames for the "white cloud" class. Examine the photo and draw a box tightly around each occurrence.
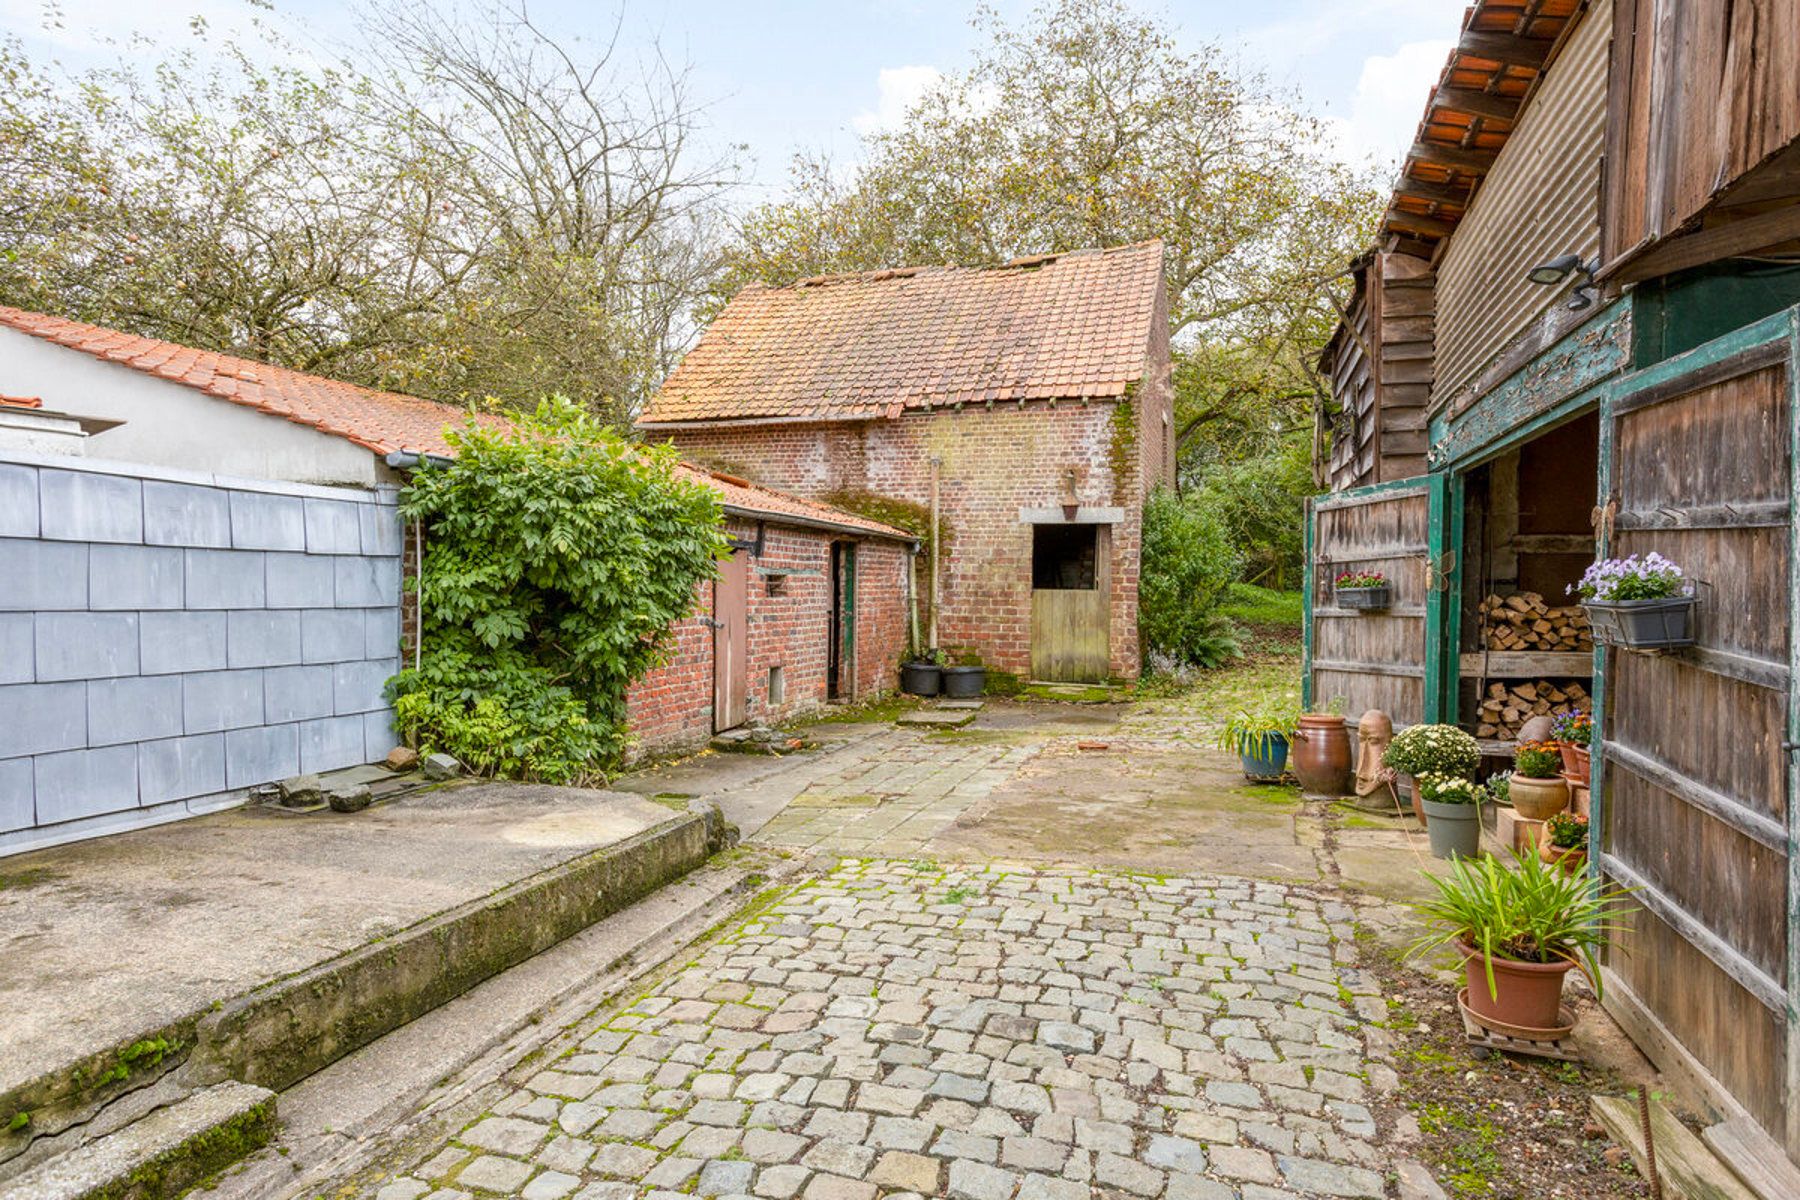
[1318,39,1456,172]
[851,64,942,136]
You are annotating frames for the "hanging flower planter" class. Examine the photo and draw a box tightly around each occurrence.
[1571,553,1696,649]
[1335,570,1390,611]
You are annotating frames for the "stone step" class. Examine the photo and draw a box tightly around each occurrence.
[0,1082,275,1200]
[896,709,977,727]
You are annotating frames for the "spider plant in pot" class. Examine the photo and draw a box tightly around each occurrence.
[1509,740,1569,820]
[1539,810,1588,875]
[1417,773,1485,860]
[1217,701,1299,782]
[1382,724,1480,821]
[1408,851,1633,1033]
[1550,709,1592,785]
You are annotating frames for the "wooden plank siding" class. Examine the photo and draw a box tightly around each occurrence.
[1432,5,1609,418]
[1598,339,1796,1155]
[1603,0,1800,274]
[1306,481,1441,725]
[1327,253,1436,493]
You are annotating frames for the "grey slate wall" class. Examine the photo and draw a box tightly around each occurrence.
[1,452,403,854]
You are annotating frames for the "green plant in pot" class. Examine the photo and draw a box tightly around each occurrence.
[1217,701,1299,782]
[1409,851,1633,1033]
[1509,740,1569,820]
[1382,724,1480,820]
[1540,810,1588,875]
[1417,772,1484,860]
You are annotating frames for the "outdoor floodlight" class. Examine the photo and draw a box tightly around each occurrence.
[1525,253,1599,311]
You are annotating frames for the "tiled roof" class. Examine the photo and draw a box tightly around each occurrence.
[685,467,913,541]
[1,395,44,409]
[641,241,1165,425]
[0,306,909,540]
[0,306,500,456]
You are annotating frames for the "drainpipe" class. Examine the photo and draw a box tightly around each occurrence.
[929,457,941,651]
[905,542,920,654]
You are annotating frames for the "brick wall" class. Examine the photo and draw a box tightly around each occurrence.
[665,392,1170,680]
[1,452,403,855]
[625,520,911,759]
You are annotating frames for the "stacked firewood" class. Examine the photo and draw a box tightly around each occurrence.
[1476,679,1592,740]
[1478,592,1593,652]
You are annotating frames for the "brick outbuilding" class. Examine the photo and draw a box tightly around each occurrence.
[639,241,1174,683]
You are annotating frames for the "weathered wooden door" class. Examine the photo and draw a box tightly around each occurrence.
[1303,475,1455,727]
[1031,523,1111,682]
[1593,307,1800,1164]
[829,542,856,700]
[712,550,749,731]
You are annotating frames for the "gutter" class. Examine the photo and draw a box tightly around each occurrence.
[384,449,454,471]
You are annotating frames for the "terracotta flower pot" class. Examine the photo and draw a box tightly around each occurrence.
[1557,742,1591,786]
[1458,938,1574,1031]
[1291,714,1353,798]
[1540,840,1587,877]
[1508,773,1569,821]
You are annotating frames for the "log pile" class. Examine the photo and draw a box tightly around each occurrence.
[1476,679,1591,740]
[1478,593,1592,652]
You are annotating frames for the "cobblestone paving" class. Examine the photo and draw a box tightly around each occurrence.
[366,860,1402,1200]
[753,739,1035,855]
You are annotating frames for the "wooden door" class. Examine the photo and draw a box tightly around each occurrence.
[712,550,749,731]
[829,542,857,700]
[1303,475,1455,727]
[1031,523,1110,682]
[1593,307,1800,1163]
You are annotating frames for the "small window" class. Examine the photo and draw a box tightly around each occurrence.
[767,665,785,706]
[1032,524,1098,590]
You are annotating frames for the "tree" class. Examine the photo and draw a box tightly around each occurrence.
[0,4,734,421]
[715,0,1382,570]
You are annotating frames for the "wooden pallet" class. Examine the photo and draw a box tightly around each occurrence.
[1458,990,1581,1061]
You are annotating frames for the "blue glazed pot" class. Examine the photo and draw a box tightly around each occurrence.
[1238,733,1290,781]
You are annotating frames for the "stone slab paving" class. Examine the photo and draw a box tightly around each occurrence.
[752,739,1036,856]
[363,860,1403,1200]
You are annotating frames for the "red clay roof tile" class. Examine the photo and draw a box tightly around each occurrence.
[641,241,1164,426]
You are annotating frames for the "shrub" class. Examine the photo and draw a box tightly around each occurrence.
[388,398,729,782]
[1383,724,1479,779]
[1514,740,1562,780]
[1139,486,1243,668]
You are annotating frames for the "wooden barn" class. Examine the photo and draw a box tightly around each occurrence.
[1307,0,1800,1178]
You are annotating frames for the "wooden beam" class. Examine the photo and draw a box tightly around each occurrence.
[1614,499,1791,530]
[1430,86,1522,122]
[1456,30,1556,69]
[1392,178,1477,208]
[1611,205,1800,283]
[1704,1118,1800,1200]
[1384,209,1459,241]
[1589,1096,1761,1200]
[1604,742,1788,852]
[1406,140,1498,173]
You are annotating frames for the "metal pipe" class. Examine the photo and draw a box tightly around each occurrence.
[929,457,941,650]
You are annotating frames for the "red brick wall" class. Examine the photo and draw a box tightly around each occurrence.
[624,519,912,759]
[660,387,1170,680]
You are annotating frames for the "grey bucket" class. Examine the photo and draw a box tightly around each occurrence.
[1422,797,1482,860]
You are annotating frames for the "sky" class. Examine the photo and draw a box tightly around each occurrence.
[1,0,1469,199]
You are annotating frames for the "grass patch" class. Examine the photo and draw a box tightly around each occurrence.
[807,693,919,725]
[1219,583,1303,627]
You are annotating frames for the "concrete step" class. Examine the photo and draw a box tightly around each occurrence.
[0,1082,275,1200]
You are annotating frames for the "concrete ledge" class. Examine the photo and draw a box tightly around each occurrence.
[185,802,732,1092]
[0,1082,275,1200]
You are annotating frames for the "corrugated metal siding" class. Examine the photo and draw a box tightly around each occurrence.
[1432,6,1609,412]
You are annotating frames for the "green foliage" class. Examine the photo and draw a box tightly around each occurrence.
[1217,584,1303,628]
[1407,852,1634,997]
[1216,699,1299,757]
[1383,724,1480,779]
[389,399,729,781]
[1139,486,1243,669]
[1513,741,1562,780]
[1416,774,1484,806]
[1187,436,1317,589]
[1546,811,1588,850]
